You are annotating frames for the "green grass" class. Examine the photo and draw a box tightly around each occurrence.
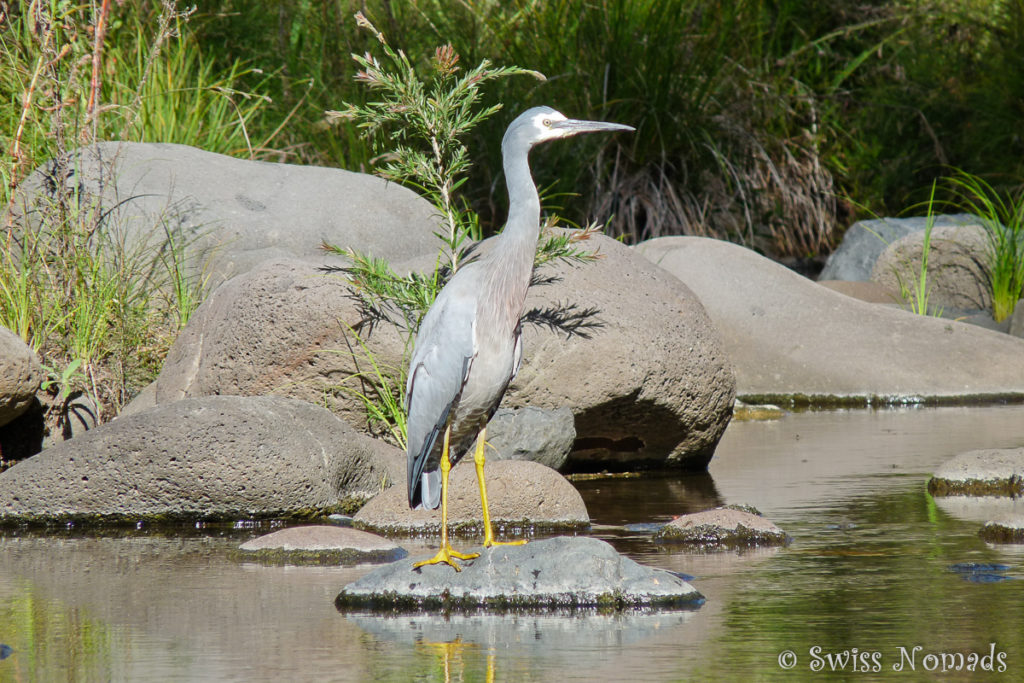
[942,170,1024,322]
[0,1,274,434]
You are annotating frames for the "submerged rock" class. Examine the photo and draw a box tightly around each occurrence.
[928,448,1024,496]
[336,536,703,612]
[353,460,588,537]
[655,506,790,548]
[238,525,407,565]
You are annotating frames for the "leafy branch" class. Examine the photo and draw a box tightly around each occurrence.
[325,12,543,273]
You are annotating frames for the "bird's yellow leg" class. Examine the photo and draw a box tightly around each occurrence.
[475,427,527,548]
[413,425,479,571]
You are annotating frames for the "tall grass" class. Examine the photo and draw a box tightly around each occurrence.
[942,170,1024,322]
[184,1,1024,260]
[0,1,273,435]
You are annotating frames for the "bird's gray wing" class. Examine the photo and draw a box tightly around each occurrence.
[405,285,477,509]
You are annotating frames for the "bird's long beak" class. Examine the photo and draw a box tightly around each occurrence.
[551,118,635,137]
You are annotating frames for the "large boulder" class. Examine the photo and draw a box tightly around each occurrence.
[871,224,991,313]
[0,395,405,523]
[0,327,41,427]
[6,142,441,290]
[819,213,982,281]
[505,230,735,470]
[147,231,736,471]
[635,236,1024,400]
[142,258,407,431]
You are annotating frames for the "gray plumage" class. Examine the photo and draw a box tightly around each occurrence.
[405,106,633,510]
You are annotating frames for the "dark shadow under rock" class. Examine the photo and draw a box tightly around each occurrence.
[336,536,703,613]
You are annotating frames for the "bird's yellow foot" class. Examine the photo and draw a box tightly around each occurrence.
[483,530,527,548]
[413,544,480,572]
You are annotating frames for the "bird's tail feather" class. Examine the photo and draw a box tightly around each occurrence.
[415,469,442,510]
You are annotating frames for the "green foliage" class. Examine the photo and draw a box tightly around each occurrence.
[941,170,1024,322]
[326,12,543,272]
[0,1,272,431]
[328,323,408,450]
[892,183,943,317]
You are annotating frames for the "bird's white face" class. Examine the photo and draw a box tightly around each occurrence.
[527,109,571,143]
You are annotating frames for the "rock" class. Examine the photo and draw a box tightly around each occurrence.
[731,400,785,421]
[0,327,42,428]
[142,258,407,430]
[353,460,589,536]
[819,213,982,281]
[979,515,1024,544]
[485,406,575,470]
[817,280,898,304]
[635,236,1024,401]
[655,506,789,547]
[335,536,703,611]
[7,142,441,290]
[508,230,735,470]
[1008,299,1024,337]
[927,448,1024,496]
[871,224,991,313]
[0,395,406,524]
[237,525,407,565]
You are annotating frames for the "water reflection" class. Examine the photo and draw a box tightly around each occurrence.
[347,609,702,681]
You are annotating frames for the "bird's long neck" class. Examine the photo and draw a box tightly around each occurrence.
[497,140,541,274]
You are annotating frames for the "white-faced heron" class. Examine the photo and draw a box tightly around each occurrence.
[405,106,633,570]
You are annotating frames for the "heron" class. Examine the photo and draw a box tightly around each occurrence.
[406,106,633,571]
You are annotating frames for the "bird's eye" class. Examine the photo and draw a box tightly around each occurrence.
[542,118,552,127]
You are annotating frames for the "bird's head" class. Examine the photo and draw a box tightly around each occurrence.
[503,106,634,151]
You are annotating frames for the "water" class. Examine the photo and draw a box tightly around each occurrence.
[2,405,1024,681]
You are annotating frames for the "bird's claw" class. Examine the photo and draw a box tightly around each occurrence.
[413,545,480,572]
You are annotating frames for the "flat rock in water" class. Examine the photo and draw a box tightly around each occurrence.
[928,448,1024,496]
[655,507,789,548]
[238,525,407,565]
[0,395,405,524]
[636,236,1024,401]
[353,460,588,537]
[336,536,703,612]
[979,514,1024,544]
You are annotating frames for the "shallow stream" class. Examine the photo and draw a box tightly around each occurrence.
[2,405,1024,681]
